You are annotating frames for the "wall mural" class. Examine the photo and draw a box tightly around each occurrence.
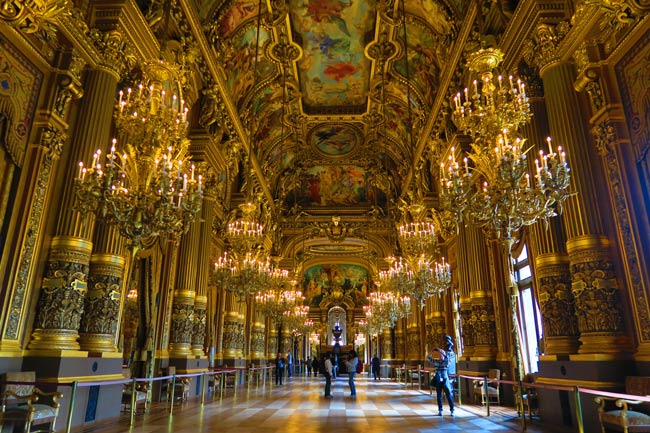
[310,124,359,156]
[291,165,373,207]
[289,0,375,110]
[303,264,370,307]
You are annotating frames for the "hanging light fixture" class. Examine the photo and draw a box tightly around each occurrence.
[381,0,450,308]
[440,47,571,385]
[75,61,203,248]
[214,0,273,299]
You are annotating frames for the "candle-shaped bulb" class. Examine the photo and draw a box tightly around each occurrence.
[547,136,553,155]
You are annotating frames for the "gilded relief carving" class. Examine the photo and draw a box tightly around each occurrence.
[571,260,625,333]
[250,326,265,354]
[222,317,244,352]
[170,302,195,345]
[523,23,570,73]
[537,274,579,338]
[0,0,70,34]
[591,120,650,340]
[395,332,404,359]
[80,271,121,335]
[406,327,420,359]
[469,304,497,347]
[191,307,207,349]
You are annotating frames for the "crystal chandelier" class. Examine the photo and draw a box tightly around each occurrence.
[75,61,202,248]
[363,289,411,330]
[451,48,531,147]
[227,202,265,254]
[441,47,571,386]
[396,202,437,257]
[255,287,303,323]
[380,254,449,309]
[214,251,271,299]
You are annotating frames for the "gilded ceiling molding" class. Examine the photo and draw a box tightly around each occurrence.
[0,0,70,34]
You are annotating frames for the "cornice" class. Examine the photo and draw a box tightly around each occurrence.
[178,0,275,214]
[500,0,568,70]
[89,0,160,62]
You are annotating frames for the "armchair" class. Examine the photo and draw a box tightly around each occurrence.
[1,371,63,433]
[473,368,501,405]
[121,368,148,413]
[166,367,190,402]
[595,376,650,433]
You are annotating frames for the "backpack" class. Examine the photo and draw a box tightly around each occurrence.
[355,360,363,374]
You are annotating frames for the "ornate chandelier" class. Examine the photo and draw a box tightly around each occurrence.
[441,47,571,386]
[227,201,265,253]
[451,48,531,147]
[380,254,450,309]
[75,61,202,247]
[255,287,303,323]
[214,251,271,299]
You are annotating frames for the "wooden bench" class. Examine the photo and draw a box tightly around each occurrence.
[1,371,63,433]
[595,376,650,433]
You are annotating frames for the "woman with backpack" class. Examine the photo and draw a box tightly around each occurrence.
[275,353,285,385]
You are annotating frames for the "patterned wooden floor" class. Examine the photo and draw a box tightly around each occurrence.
[75,375,571,433]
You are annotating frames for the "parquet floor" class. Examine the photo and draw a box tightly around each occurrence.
[76,375,571,433]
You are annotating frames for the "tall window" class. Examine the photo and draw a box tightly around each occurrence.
[513,245,542,373]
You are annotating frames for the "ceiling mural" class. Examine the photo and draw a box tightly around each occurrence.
[289,0,377,112]
[289,165,373,207]
[223,25,275,111]
[216,0,260,39]
[303,264,370,307]
[310,124,360,157]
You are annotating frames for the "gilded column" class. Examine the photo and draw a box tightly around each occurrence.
[527,23,631,355]
[426,295,446,355]
[406,312,421,362]
[222,293,244,360]
[518,76,578,356]
[78,229,126,352]
[279,326,292,355]
[267,324,279,357]
[380,328,392,360]
[168,207,201,356]
[466,226,498,360]
[394,320,405,362]
[455,225,474,359]
[29,33,126,350]
[191,173,217,356]
[250,317,266,361]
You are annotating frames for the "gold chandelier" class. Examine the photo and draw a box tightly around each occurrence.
[255,287,303,323]
[75,61,202,247]
[441,47,571,387]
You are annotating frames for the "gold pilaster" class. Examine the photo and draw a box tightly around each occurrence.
[222,310,244,359]
[406,323,421,361]
[250,321,266,360]
[191,295,207,356]
[79,252,126,352]
[456,224,474,358]
[268,326,279,358]
[380,328,392,360]
[394,325,405,361]
[466,226,498,360]
[280,326,292,355]
[535,253,579,355]
[29,237,93,351]
[169,290,196,357]
[567,236,632,355]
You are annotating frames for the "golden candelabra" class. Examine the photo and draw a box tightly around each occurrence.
[75,61,202,247]
[214,251,272,299]
[255,287,304,323]
[442,48,571,388]
[362,289,411,332]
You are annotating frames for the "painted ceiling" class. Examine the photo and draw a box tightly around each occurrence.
[203,0,487,281]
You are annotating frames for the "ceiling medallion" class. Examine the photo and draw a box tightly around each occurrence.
[309,123,360,158]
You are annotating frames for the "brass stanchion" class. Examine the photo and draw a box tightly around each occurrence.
[65,381,78,433]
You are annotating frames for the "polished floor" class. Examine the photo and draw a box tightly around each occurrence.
[81,375,571,433]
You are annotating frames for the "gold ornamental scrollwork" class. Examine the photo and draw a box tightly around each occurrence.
[0,0,70,34]
[88,29,136,78]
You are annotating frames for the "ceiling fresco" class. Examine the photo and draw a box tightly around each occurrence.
[310,124,360,157]
[289,0,376,113]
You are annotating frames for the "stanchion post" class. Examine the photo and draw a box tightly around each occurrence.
[130,378,136,425]
[169,375,177,415]
[65,381,78,433]
[574,386,585,433]
[200,372,206,406]
[518,380,527,431]
[457,376,462,406]
[484,375,490,416]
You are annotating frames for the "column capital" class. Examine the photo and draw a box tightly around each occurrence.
[88,28,136,79]
[523,22,571,76]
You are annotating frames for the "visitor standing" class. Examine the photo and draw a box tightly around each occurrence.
[324,352,333,398]
[275,353,285,385]
[428,348,454,416]
[345,350,358,398]
[371,355,381,380]
[287,350,294,378]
